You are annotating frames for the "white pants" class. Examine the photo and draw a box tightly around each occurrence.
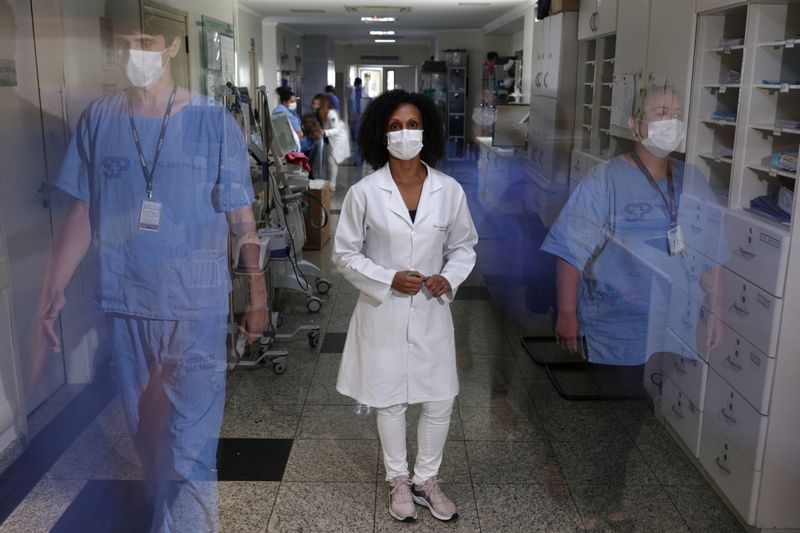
[325,148,338,190]
[376,399,454,486]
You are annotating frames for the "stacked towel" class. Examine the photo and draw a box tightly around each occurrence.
[719,37,745,47]
[771,151,798,172]
[710,110,737,122]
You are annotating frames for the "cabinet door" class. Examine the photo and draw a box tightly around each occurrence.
[532,18,545,97]
[645,0,696,153]
[614,0,650,86]
[596,0,618,36]
[1,0,66,413]
[545,15,562,98]
[578,0,597,41]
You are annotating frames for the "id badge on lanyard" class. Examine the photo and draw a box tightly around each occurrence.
[139,200,162,232]
[667,224,685,255]
[631,152,685,256]
[128,85,177,232]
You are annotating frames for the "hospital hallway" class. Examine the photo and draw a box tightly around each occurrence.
[0,162,746,532]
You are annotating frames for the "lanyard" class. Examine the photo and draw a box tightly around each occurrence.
[128,84,178,200]
[630,151,678,226]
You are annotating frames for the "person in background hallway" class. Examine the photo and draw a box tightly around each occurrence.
[301,112,325,180]
[325,84,341,113]
[35,2,267,530]
[312,93,349,192]
[347,77,369,166]
[272,86,303,151]
[333,89,478,523]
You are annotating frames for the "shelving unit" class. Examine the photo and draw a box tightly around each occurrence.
[571,33,619,187]
[445,52,468,161]
[686,4,748,203]
[665,2,800,530]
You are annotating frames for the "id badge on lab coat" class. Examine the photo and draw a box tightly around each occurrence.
[667,224,685,255]
[139,200,162,232]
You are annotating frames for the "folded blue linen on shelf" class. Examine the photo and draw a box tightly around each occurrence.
[710,110,737,122]
[771,151,798,172]
[749,195,792,224]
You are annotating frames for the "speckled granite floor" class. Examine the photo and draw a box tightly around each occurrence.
[0,163,746,532]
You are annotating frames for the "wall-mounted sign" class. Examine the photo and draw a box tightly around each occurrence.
[0,59,17,87]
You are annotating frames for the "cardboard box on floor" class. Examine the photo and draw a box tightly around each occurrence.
[550,0,580,13]
[303,180,332,250]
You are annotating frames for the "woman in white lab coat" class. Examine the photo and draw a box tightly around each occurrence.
[333,90,478,523]
[311,93,350,191]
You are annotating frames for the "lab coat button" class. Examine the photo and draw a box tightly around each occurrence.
[411,231,416,237]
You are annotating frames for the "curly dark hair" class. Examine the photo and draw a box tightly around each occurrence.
[359,90,445,169]
[275,86,295,104]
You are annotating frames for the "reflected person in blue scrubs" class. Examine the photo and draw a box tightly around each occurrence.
[35,3,267,531]
[542,87,727,369]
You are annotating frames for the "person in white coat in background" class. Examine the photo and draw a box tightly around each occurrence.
[311,93,350,191]
[332,89,478,523]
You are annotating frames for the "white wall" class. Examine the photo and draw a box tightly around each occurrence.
[523,9,534,103]
[262,21,278,94]
[511,29,524,54]
[237,6,264,90]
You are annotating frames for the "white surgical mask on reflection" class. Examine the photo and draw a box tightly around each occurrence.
[386,129,424,160]
[125,49,167,89]
[287,102,297,111]
[641,118,684,158]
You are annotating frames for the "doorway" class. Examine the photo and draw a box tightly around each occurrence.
[349,65,418,97]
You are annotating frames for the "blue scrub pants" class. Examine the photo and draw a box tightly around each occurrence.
[108,314,228,533]
[349,121,361,165]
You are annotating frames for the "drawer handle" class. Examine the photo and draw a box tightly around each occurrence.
[732,302,750,316]
[671,404,684,419]
[672,360,686,375]
[738,246,756,258]
[715,457,732,475]
[721,407,738,424]
[726,356,743,371]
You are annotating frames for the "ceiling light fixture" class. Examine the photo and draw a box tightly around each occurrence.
[289,9,327,13]
[346,6,411,13]
[361,16,396,23]
[370,30,396,36]
[374,39,396,43]
[458,2,491,5]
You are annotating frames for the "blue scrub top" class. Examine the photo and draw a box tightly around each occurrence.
[56,91,254,320]
[272,103,301,133]
[541,156,727,365]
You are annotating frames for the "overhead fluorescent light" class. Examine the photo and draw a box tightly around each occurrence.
[346,6,411,13]
[370,30,396,36]
[290,9,326,13]
[361,16,396,23]
[458,2,491,5]
[374,39,396,43]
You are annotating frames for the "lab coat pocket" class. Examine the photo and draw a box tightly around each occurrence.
[352,295,399,346]
[420,295,454,343]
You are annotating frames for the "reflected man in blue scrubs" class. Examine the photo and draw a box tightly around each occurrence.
[36,2,267,531]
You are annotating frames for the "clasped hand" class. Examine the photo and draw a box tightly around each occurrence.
[391,271,451,298]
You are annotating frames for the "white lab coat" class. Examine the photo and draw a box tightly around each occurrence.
[323,109,351,164]
[333,162,479,407]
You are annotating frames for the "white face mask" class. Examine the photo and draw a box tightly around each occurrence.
[287,102,297,111]
[641,118,684,158]
[387,129,424,160]
[125,49,167,89]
